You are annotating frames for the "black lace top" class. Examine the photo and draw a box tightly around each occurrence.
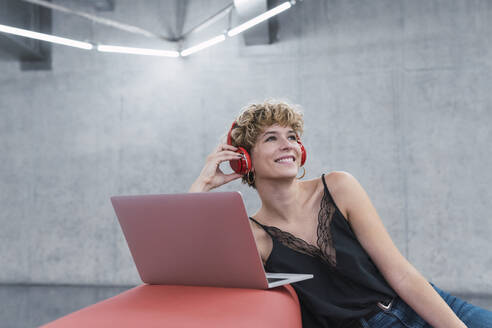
[248,173,396,328]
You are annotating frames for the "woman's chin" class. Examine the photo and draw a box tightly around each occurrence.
[273,169,299,178]
[256,167,300,180]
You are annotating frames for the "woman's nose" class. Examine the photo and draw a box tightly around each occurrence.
[279,137,295,149]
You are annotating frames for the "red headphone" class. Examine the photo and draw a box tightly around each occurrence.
[226,121,307,175]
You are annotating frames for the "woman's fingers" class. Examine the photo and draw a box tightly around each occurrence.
[219,155,244,167]
[215,143,238,153]
[213,152,243,172]
[218,150,241,156]
[210,150,242,164]
[203,151,241,174]
[213,165,241,182]
[224,172,243,183]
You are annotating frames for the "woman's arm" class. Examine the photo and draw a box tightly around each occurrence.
[325,171,466,328]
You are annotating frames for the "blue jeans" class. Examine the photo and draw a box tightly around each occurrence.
[359,282,492,328]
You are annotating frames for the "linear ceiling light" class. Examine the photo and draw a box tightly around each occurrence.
[21,0,173,41]
[97,44,179,57]
[180,34,226,57]
[0,23,93,50]
[227,1,292,37]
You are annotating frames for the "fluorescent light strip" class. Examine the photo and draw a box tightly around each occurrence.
[180,34,226,57]
[227,1,292,37]
[97,44,179,57]
[0,23,93,50]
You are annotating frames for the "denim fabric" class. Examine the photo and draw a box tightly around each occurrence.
[359,282,492,328]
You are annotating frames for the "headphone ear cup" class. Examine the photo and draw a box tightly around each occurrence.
[298,141,307,167]
[229,146,253,175]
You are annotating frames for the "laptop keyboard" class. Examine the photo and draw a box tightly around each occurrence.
[267,277,285,283]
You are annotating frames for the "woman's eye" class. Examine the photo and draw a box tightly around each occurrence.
[266,135,297,142]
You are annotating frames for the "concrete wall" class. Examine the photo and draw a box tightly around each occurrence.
[0,0,491,294]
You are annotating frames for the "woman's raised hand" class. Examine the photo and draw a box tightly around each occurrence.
[188,143,244,192]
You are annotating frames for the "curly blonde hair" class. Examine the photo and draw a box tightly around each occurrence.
[226,100,305,189]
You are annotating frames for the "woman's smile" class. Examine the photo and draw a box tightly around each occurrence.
[275,157,296,165]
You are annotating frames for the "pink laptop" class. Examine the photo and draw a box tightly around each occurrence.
[111,191,313,289]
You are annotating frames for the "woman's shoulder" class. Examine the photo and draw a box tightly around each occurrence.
[301,170,351,192]
[322,170,353,188]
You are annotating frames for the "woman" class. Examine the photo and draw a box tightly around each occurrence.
[188,100,492,328]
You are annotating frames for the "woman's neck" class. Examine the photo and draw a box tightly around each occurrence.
[254,176,305,225]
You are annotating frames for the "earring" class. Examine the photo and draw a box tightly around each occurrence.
[246,171,255,185]
[296,167,306,179]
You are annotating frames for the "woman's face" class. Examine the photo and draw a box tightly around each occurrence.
[250,124,302,180]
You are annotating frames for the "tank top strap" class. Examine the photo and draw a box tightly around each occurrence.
[321,173,329,193]
[321,173,334,201]
[248,216,274,237]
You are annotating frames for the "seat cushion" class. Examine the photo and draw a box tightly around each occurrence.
[41,284,302,328]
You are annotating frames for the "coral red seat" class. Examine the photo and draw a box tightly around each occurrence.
[41,284,302,328]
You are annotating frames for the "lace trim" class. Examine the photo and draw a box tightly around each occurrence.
[263,188,337,267]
